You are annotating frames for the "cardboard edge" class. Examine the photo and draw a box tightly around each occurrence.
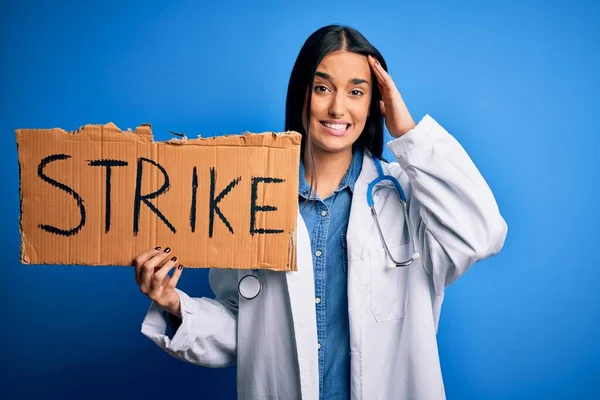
[287,225,297,272]
[15,125,301,147]
[15,138,30,265]
[15,122,156,142]
[182,131,301,141]
[212,130,300,138]
[157,130,302,145]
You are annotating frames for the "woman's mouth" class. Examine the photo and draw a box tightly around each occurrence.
[320,121,350,137]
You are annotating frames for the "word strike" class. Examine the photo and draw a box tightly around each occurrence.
[36,154,285,238]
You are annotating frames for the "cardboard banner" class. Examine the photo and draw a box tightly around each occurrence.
[16,123,301,271]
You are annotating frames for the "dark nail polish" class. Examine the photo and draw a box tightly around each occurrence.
[164,247,171,253]
[171,256,177,262]
[178,265,183,270]
[155,246,161,251]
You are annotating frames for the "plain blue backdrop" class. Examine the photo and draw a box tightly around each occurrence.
[1,0,598,399]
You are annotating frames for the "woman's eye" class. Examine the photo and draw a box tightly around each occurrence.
[314,85,329,93]
[350,89,363,96]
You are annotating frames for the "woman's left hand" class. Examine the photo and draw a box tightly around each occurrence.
[368,55,416,138]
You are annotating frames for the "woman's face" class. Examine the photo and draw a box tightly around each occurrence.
[302,50,372,156]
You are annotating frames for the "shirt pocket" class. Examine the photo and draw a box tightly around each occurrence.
[341,233,348,273]
[369,244,411,322]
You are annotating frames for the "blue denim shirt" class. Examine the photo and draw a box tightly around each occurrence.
[299,147,364,400]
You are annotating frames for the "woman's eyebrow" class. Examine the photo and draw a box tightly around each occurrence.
[315,71,331,81]
[351,78,369,85]
[315,72,369,85]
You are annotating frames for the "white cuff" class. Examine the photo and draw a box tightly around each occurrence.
[141,288,198,352]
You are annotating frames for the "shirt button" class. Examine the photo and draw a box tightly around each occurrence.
[315,250,322,257]
[317,342,322,350]
[320,210,327,217]
[315,297,321,304]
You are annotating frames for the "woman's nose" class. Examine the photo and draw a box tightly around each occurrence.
[329,108,344,118]
[328,93,346,118]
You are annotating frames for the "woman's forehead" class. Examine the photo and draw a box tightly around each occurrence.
[316,50,371,81]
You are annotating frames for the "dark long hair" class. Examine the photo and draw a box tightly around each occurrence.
[285,24,388,198]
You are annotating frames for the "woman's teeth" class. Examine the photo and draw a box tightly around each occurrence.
[322,122,348,131]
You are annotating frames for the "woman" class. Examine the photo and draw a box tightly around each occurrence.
[135,25,507,400]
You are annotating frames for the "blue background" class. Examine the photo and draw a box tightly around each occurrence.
[1,0,598,399]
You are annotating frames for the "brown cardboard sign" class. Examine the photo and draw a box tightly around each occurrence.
[16,123,301,271]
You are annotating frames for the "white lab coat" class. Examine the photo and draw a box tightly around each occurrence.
[141,114,508,400]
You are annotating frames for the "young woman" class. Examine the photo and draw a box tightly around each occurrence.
[135,25,507,400]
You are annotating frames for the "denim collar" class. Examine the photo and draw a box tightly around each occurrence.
[298,147,364,200]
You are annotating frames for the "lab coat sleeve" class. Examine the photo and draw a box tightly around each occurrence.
[140,268,238,367]
[386,114,508,296]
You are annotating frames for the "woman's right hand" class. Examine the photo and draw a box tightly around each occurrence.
[133,246,184,317]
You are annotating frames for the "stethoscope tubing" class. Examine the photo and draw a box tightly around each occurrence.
[369,158,421,268]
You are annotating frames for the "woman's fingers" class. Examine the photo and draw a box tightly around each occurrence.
[153,256,178,289]
[152,258,183,309]
[368,55,387,88]
[132,246,162,285]
[165,264,184,291]
[140,247,173,292]
[132,245,185,311]
[368,55,397,94]
[377,80,384,92]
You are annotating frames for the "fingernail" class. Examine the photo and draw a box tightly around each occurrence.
[171,256,177,262]
[178,265,183,270]
[164,247,171,253]
[155,246,161,251]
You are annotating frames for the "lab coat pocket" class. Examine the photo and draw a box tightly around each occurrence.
[369,244,411,322]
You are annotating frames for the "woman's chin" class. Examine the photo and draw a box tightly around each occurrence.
[312,139,354,155]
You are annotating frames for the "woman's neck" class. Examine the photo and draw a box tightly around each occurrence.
[303,147,353,199]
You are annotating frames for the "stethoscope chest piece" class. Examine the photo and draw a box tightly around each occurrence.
[238,273,261,300]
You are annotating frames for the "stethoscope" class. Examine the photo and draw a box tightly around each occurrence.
[238,270,262,300]
[367,157,421,268]
[238,157,421,300]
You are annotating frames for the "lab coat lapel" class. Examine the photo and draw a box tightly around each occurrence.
[285,212,319,399]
